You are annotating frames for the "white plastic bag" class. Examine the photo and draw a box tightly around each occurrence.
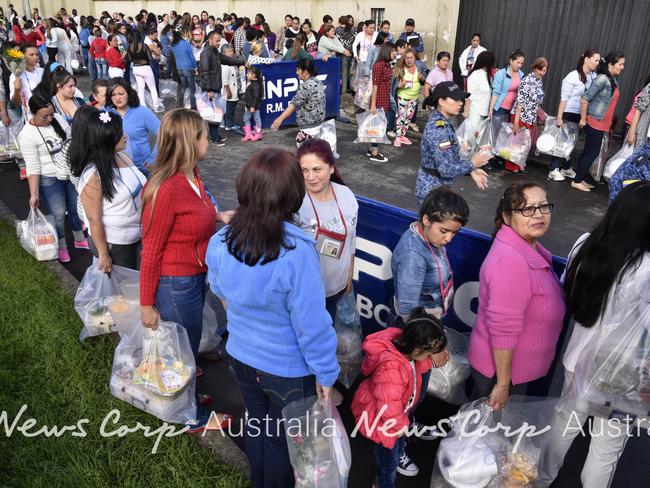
[589,132,610,182]
[196,92,227,124]
[603,143,635,181]
[15,208,58,261]
[334,293,363,388]
[199,300,223,354]
[132,321,196,396]
[110,321,197,424]
[494,123,532,169]
[283,396,351,488]
[354,109,390,145]
[475,118,497,155]
[0,125,21,159]
[75,264,140,341]
[318,119,339,158]
[455,120,476,159]
[536,117,579,159]
[427,328,470,404]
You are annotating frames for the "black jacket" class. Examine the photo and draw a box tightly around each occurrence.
[244,81,262,110]
[198,45,243,93]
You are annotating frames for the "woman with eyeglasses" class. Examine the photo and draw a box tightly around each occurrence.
[18,93,87,263]
[69,106,146,271]
[106,78,160,177]
[468,182,565,410]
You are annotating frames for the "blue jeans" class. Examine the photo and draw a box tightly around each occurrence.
[229,356,317,488]
[550,112,581,171]
[150,59,160,92]
[95,58,109,80]
[243,109,261,129]
[82,47,96,80]
[575,123,605,183]
[178,69,197,109]
[155,273,206,356]
[225,100,237,128]
[375,436,406,488]
[207,123,223,142]
[39,176,83,240]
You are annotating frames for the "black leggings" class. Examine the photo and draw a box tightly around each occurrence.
[88,235,141,270]
[574,123,606,183]
[47,47,58,61]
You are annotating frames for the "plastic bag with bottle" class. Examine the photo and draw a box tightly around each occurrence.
[494,123,532,169]
[334,292,363,388]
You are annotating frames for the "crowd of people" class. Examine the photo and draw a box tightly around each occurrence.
[3,5,650,488]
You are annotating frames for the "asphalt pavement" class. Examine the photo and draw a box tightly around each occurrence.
[1,74,646,488]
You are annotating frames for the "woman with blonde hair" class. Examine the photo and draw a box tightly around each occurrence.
[139,109,232,432]
[393,48,425,147]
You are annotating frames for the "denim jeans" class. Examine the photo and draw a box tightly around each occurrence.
[150,59,161,92]
[549,112,581,171]
[574,123,605,184]
[178,69,197,109]
[375,436,406,488]
[155,273,206,356]
[243,109,261,128]
[82,47,96,80]
[39,176,83,241]
[95,58,109,80]
[224,100,237,128]
[229,356,317,488]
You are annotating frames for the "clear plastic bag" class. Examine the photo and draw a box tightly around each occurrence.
[431,397,559,488]
[354,109,390,145]
[15,208,58,261]
[110,321,197,424]
[494,123,532,169]
[589,132,610,182]
[318,119,339,158]
[0,125,21,159]
[475,118,497,156]
[536,117,579,159]
[196,92,227,124]
[427,328,470,404]
[199,300,223,353]
[334,293,363,388]
[455,120,476,160]
[603,143,635,181]
[283,396,352,488]
[132,321,196,397]
[159,78,177,97]
[572,302,650,420]
[75,263,140,341]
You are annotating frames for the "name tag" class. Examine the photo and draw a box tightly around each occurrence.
[439,141,452,150]
[320,238,342,258]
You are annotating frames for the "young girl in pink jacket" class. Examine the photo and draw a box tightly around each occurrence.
[351,310,449,488]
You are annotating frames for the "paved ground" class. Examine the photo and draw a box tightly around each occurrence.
[1,74,646,488]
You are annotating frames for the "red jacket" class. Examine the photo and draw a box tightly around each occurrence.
[351,328,432,449]
[90,37,108,59]
[105,47,125,69]
[140,171,217,306]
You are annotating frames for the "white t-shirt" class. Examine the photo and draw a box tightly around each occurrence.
[144,36,161,60]
[17,115,70,177]
[221,65,239,101]
[9,67,45,116]
[560,70,596,115]
[467,69,491,117]
[295,182,358,297]
[77,158,147,245]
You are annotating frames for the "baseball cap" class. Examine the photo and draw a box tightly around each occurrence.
[430,81,470,102]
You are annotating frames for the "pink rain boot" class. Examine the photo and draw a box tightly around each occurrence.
[241,125,253,142]
[251,127,262,141]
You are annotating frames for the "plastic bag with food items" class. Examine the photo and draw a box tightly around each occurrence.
[494,123,532,169]
[15,208,57,261]
[355,109,391,145]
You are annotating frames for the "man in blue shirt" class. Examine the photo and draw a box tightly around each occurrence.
[399,18,424,54]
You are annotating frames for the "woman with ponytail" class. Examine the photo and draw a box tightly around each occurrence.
[547,50,600,182]
[572,51,625,192]
[468,182,564,410]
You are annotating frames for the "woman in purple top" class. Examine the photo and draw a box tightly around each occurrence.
[468,182,565,410]
[423,51,453,99]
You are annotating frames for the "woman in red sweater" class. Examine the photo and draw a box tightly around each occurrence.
[105,35,126,78]
[139,108,231,430]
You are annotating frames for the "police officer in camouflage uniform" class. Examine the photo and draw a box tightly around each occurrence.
[608,141,650,203]
[415,81,492,203]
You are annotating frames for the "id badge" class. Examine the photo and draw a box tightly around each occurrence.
[319,237,343,259]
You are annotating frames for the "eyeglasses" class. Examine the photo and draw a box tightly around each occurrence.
[510,203,554,217]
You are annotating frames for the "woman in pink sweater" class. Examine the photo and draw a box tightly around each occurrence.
[468,182,565,410]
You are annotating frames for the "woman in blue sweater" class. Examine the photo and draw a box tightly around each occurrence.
[170,31,197,110]
[107,78,160,176]
[206,148,339,488]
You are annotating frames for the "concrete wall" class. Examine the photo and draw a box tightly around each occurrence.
[22,0,461,67]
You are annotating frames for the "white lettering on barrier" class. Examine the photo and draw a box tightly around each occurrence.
[353,238,393,281]
[357,294,391,328]
[265,74,330,102]
[265,102,285,113]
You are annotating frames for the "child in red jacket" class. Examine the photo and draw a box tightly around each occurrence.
[351,310,449,488]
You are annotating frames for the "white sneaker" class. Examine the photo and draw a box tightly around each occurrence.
[397,452,419,477]
[547,169,565,181]
[387,130,397,139]
[561,168,577,179]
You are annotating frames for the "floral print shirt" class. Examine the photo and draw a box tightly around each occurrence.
[512,72,545,125]
[291,77,326,126]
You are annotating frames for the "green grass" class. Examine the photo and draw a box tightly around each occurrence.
[0,219,249,488]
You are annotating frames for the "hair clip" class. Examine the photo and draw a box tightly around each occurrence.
[99,112,112,124]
